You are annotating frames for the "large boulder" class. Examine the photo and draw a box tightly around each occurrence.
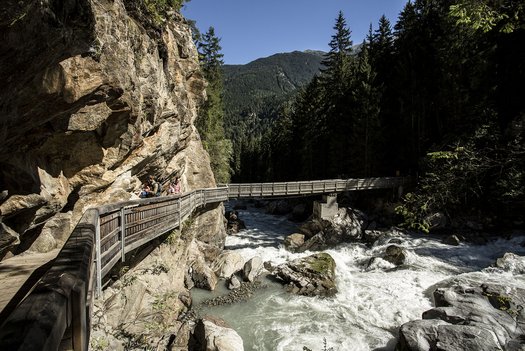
[242,256,263,282]
[212,251,245,279]
[225,210,246,234]
[397,281,525,350]
[383,245,408,266]
[192,316,244,351]
[283,233,305,252]
[265,253,337,297]
[286,207,368,252]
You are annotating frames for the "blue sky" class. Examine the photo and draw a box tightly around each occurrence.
[182,0,409,64]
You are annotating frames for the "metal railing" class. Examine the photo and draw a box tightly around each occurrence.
[0,177,409,350]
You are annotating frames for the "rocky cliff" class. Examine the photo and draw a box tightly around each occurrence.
[0,0,216,258]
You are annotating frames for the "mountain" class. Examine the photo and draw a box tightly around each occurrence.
[222,50,325,119]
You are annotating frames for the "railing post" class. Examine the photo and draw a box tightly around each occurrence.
[120,208,126,262]
[71,280,87,351]
[95,215,102,298]
[178,197,182,231]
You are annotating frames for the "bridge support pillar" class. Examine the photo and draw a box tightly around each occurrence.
[313,193,339,220]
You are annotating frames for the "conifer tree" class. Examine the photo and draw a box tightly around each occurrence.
[319,11,354,177]
[196,27,232,183]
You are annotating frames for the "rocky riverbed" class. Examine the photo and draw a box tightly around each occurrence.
[191,201,525,351]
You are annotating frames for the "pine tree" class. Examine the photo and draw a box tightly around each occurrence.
[196,27,232,183]
[320,11,353,93]
[319,11,354,177]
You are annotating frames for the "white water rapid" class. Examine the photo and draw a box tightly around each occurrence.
[192,204,525,351]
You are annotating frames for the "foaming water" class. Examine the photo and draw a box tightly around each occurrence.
[193,205,525,351]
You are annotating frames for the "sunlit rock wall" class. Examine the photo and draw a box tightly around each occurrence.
[0,0,215,259]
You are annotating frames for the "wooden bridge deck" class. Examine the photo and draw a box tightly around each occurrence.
[0,177,409,350]
[0,250,59,324]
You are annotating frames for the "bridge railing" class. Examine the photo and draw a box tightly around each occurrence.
[0,177,408,350]
[226,177,410,198]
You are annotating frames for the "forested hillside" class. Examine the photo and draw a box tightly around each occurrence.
[227,0,524,231]
[222,51,325,177]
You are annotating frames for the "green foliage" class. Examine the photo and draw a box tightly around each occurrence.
[222,0,525,229]
[450,1,525,33]
[196,27,232,183]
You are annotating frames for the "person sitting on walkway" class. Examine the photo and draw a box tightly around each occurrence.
[139,184,151,198]
[148,175,161,197]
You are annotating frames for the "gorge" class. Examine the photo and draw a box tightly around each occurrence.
[1,1,525,351]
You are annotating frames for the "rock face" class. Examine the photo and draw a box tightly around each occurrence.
[0,1,230,349]
[397,281,525,351]
[0,0,207,259]
[265,253,337,297]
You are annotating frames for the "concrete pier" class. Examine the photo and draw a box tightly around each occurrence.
[313,193,339,219]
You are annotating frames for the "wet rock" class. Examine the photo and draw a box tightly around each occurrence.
[495,253,525,274]
[190,261,218,291]
[225,210,246,234]
[383,245,407,266]
[442,234,461,246]
[397,281,525,351]
[228,275,241,290]
[288,207,368,252]
[192,316,244,351]
[283,233,305,252]
[212,251,245,279]
[398,320,501,351]
[242,256,263,282]
[266,253,337,297]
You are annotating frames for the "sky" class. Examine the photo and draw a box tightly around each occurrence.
[182,0,409,64]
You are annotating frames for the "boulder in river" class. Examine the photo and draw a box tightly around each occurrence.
[225,210,246,234]
[383,245,408,266]
[397,281,525,351]
[265,253,337,297]
[242,256,263,282]
[192,316,244,351]
[212,251,245,279]
[285,207,368,252]
[283,233,305,252]
[228,274,241,290]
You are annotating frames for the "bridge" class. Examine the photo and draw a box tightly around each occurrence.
[0,177,409,350]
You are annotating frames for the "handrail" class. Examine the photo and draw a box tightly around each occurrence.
[0,177,409,350]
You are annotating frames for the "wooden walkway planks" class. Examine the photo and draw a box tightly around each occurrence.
[0,249,59,325]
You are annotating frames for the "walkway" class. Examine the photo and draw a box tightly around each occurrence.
[0,177,410,350]
[0,250,59,324]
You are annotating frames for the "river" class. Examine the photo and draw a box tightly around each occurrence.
[192,203,525,351]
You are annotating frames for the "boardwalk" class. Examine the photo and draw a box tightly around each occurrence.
[0,250,59,323]
[0,177,409,350]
